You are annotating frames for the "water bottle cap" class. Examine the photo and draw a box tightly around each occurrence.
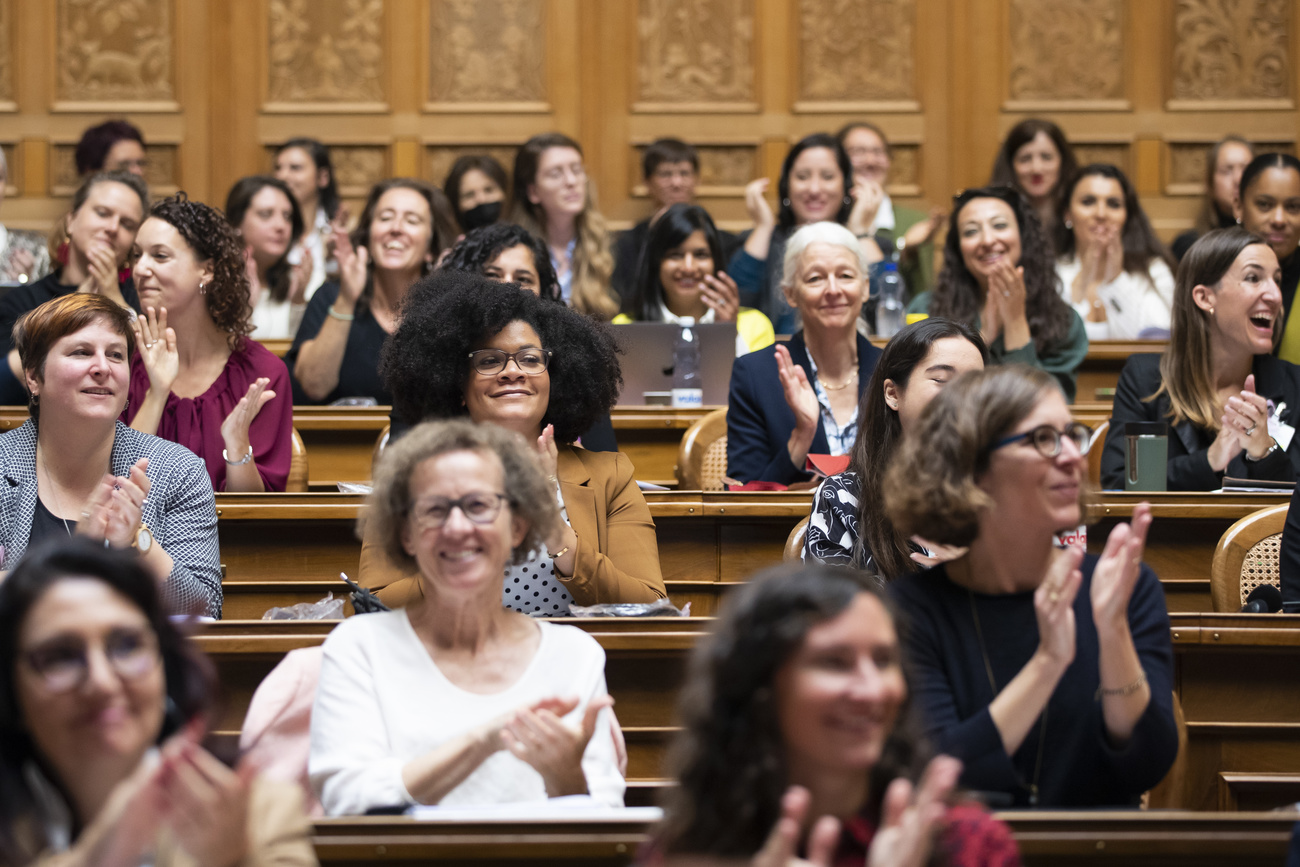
[881,262,898,272]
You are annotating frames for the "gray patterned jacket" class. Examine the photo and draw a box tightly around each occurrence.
[0,420,222,617]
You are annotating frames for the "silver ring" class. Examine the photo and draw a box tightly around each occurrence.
[140,498,149,506]
[1245,425,1258,437]
[146,341,157,348]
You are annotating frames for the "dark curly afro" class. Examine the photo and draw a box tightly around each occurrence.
[381,269,622,444]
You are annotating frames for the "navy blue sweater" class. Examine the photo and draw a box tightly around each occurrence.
[890,554,1178,807]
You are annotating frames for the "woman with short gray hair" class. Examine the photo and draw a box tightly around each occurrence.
[726,221,883,485]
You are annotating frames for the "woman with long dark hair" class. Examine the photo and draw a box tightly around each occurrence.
[225,175,307,338]
[1171,137,1254,261]
[275,138,341,297]
[613,203,773,356]
[653,563,1018,865]
[989,119,1078,243]
[804,319,986,579]
[908,186,1086,401]
[1053,164,1175,340]
[444,154,508,232]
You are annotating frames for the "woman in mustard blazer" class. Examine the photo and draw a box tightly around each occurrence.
[359,269,665,611]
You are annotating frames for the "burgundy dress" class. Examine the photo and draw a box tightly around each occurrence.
[124,340,294,492]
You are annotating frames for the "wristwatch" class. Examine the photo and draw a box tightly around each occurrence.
[133,522,154,553]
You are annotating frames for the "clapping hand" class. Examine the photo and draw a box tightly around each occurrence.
[1034,544,1083,669]
[744,179,776,231]
[776,345,819,433]
[866,755,961,867]
[1090,502,1151,631]
[499,695,614,797]
[329,213,368,305]
[157,730,256,867]
[79,458,150,550]
[133,307,179,397]
[751,786,841,867]
[219,378,275,466]
[701,272,741,322]
[900,208,946,251]
[79,241,122,301]
[848,180,885,237]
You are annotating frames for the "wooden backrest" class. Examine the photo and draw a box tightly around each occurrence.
[371,424,391,476]
[784,516,809,561]
[286,428,309,493]
[1209,504,1290,612]
[675,408,729,490]
[1086,419,1108,489]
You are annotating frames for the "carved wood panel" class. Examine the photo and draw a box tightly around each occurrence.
[1007,0,1124,104]
[630,144,756,196]
[1,143,16,196]
[328,146,389,196]
[0,0,13,105]
[1072,143,1131,176]
[1168,142,1211,190]
[427,145,517,190]
[797,0,914,104]
[56,0,174,104]
[635,0,755,107]
[51,143,178,196]
[267,0,385,106]
[1172,0,1290,102]
[427,0,545,107]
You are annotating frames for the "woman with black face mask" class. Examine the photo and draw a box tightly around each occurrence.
[445,154,508,233]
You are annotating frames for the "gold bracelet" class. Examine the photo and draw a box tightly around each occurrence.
[548,545,571,559]
[1095,673,1147,701]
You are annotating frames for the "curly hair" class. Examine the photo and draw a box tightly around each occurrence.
[440,223,561,303]
[928,186,1072,355]
[363,418,560,573]
[776,134,853,230]
[1054,164,1174,278]
[0,537,214,865]
[349,179,459,317]
[655,563,930,859]
[381,269,622,443]
[883,364,1086,548]
[224,175,305,305]
[148,193,252,350]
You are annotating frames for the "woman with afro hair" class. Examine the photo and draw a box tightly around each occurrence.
[127,194,294,492]
[359,269,665,610]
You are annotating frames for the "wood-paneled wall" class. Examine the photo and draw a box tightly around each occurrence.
[2,0,1297,238]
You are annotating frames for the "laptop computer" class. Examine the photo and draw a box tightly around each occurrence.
[611,322,737,406]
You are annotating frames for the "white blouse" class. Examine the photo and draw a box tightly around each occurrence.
[1055,256,1174,341]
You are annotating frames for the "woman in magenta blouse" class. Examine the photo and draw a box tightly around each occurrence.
[124,194,293,492]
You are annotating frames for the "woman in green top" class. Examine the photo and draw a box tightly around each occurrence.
[908,186,1087,401]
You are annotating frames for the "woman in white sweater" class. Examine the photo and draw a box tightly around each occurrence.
[309,419,623,815]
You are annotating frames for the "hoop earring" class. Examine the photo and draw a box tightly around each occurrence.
[199,282,207,295]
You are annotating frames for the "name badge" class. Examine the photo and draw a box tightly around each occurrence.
[1269,400,1295,451]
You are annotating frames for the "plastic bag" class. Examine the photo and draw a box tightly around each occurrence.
[262,593,345,620]
[337,482,373,494]
[564,598,690,617]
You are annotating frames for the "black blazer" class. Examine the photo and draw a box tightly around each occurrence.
[1101,353,1300,490]
[726,330,882,485]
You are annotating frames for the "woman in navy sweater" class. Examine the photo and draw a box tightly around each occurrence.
[884,365,1178,807]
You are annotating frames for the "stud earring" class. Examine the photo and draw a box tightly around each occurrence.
[1064,220,1073,229]
[199,282,207,295]
[782,198,791,208]
[844,195,853,206]
[1209,307,1215,315]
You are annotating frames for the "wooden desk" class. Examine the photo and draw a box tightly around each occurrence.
[310,811,1295,865]
[290,405,389,486]
[609,405,718,488]
[1073,340,1164,402]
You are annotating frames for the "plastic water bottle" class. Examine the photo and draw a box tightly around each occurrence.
[671,318,703,408]
[876,261,905,339]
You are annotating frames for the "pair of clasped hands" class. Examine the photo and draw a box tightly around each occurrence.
[1209,374,1279,471]
[131,307,276,461]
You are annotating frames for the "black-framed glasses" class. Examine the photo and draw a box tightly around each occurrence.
[991,422,1093,458]
[467,348,552,377]
[409,491,509,531]
[22,628,160,694]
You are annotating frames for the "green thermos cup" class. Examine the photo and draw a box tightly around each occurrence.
[1124,422,1168,492]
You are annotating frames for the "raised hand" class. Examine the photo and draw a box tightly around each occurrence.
[751,786,841,867]
[243,247,264,307]
[157,735,255,867]
[988,261,1030,349]
[744,178,776,231]
[866,755,961,867]
[901,207,946,251]
[219,378,275,463]
[287,249,315,304]
[1034,545,1083,669]
[2,247,34,282]
[848,180,885,237]
[1091,502,1151,631]
[1225,374,1276,460]
[133,306,179,396]
[500,695,614,797]
[330,215,369,305]
[776,344,819,433]
[700,272,740,323]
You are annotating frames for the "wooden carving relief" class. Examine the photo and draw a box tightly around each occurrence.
[798,0,914,102]
[267,0,385,105]
[0,0,12,104]
[1168,143,1210,190]
[888,145,919,190]
[1008,0,1124,103]
[427,146,517,189]
[51,143,177,196]
[56,0,174,103]
[1172,0,1289,101]
[636,0,754,105]
[1072,144,1130,174]
[330,147,389,195]
[428,0,545,105]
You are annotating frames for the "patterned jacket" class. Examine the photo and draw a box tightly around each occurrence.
[0,420,222,617]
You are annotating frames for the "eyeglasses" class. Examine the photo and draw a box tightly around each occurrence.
[409,492,509,530]
[468,348,552,377]
[991,422,1093,458]
[21,628,160,694]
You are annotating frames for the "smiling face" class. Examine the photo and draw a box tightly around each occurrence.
[1212,142,1254,216]
[25,320,131,422]
[1196,243,1283,358]
[1237,166,1300,264]
[885,337,986,434]
[367,187,435,278]
[774,593,906,782]
[16,578,165,799]
[462,320,551,438]
[527,146,587,221]
[658,229,714,318]
[239,185,296,271]
[1012,131,1062,201]
[1067,174,1127,250]
[274,146,326,212]
[457,168,505,214]
[131,218,213,320]
[787,147,846,225]
[647,160,697,210]
[66,180,144,270]
[482,244,542,296]
[785,242,867,334]
[401,450,528,599]
[956,197,1022,288]
[979,389,1084,538]
[842,127,890,187]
